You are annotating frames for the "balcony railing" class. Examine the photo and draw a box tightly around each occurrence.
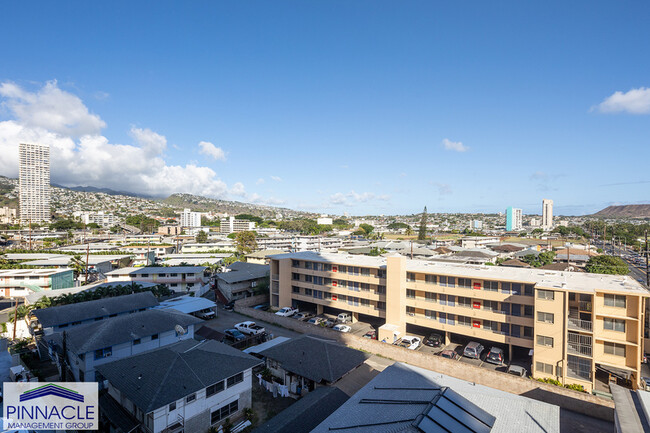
[568,333,592,357]
[568,317,593,332]
[271,273,279,281]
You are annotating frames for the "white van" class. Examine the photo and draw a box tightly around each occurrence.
[337,313,351,323]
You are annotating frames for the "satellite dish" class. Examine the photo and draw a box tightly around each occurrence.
[175,325,187,335]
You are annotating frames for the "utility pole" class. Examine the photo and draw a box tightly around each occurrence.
[12,297,18,341]
[645,230,650,287]
[84,242,90,285]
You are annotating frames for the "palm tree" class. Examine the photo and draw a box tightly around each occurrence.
[32,296,52,310]
[405,226,414,236]
[68,255,85,281]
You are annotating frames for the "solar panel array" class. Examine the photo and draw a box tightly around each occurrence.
[415,388,496,433]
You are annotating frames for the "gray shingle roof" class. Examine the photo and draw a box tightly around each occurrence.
[33,292,159,328]
[258,335,368,383]
[251,386,348,433]
[60,309,202,354]
[96,339,262,413]
[216,262,269,284]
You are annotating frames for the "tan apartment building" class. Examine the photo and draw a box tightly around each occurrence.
[269,251,649,392]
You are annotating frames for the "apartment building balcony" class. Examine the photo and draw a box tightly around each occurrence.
[271,273,279,281]
[567,355,592,382]
[567,332,593,357]
[567,317,593,333]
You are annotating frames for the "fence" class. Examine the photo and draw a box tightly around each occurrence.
[234,303,615,422]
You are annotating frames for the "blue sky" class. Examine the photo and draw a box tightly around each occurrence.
[1,1,649,216]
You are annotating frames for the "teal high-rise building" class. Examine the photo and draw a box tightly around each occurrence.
[506,207,522,231]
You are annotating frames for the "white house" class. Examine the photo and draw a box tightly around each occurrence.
[96,339,262,432]
[105,266,210,295]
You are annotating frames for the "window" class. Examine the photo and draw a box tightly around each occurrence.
[511,283,521,295]
[500,302,510,315]
[406,306,415,316]
[458,316,471,327]
[94,347,112,360]
[305,261,313,270]
[211,400,239,425]
[406,289,416,299]
[447,295,455,306]
[484,281,498,292]
[536,362,554,375]
[484,300,498,311]
[349,281,360,291]
[439,276,448,287]
[305,275,313,283]
[377,285,386,294]
[339,265,347,273]
[425,292,437,302]
[604,318,626,332]
[439,312,447,324]
[439,294,447,306]
[313,290,323,299]
[425,309,436,320]
[537,289,555,300]
[425,275,437,284]
[377,301,386,310]
[339,280,347,288]
[133,339,141,345]
[511,325,520,337]
[377,269,386,278]
[206,381,225,397]
[501,282,511,294]
[501,323,510,336]
[406,272,416,282]
[458,297,472,308]
[360,298,370,307]
[292,286,300,294]
[360,283,370,291]
[186,393,196,403]
[304,288,313,296]
[511,304,521,317]
[537,312,554,324]
[536,335,554,347]
[348,296,359,306]
[483,320,497,331]
[227,372,244,387]
[604,342,626,357]
[323,264,332,271]
[151,334,158,340]
[447,314,455,325]
[313,276,324,286]
[447,277,456,287]
[292,260,300,267]
[524,284,534,296]
[169,402,176,411]
[361,268,370,276]
[458,278,472,288]
[524,305,534,318]
[604,294,626,308]
[524,326,533,338]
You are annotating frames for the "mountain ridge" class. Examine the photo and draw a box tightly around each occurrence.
[592,204,650,218]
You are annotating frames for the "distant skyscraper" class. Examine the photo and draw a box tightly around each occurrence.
[19,143,51,224]
[542,199,553,230]
[506,207,522,231]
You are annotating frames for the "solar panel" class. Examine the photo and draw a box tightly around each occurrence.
[415,387,495,433]
[439,388,496,427]
[435,397,492,433]
[425,406,475,433]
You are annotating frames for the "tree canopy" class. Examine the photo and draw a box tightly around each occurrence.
[234,231,257,254]
[195,230,208,243]
[585,255,629,275]
[418,206,428,240]
[520,251,555,268]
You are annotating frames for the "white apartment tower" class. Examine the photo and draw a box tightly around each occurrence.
[542,199,553,230]
[180,208,202,228]
[19,143,51,224]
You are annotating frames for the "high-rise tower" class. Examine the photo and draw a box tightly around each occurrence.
[19,143,51,224]
[542,199,553,230]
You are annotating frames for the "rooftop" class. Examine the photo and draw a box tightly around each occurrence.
[154,295,216,314]
[270,252,649,295]
[311,362,559,433]
[105,265,206,276]
[33,292,159,328]
[258,334,368,383]
[216,262,269,284]
[52,308,202,354]
[0,268,72,277]
[96,339,261,413]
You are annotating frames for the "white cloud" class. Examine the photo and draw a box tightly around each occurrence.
[256,178,265,185]
[593,87,650,114]
[198,141,226,161]
[328,190,390,206]
[0,80,106,137]
[230,182,246,197]
[442,138,468,152]
[270,175,282,182]
[0,80,234,199]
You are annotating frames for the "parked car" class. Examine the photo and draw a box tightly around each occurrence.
[307,317,326,325]
[398,335,421,350]
[439,349,459,360]
[253,303,270,311]
[194,308,216,320]
[363,330,377,339]
[291,312,314,321]
[333,324,351,333]
[324,318,337,328]
[337,313,352,323]
[234,321,266,336]
[224,328,246,342]
[463,342,485,359]
[506,365,527,377]
[423,333,443,348]
[641,377,650,390]
[275,307,298,317]
[224,300,235,311]
[485,347,504,365]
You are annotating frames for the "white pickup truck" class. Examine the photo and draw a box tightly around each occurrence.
[275,307,298,317]
[234,321,266,336]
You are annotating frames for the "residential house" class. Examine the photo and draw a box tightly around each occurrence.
[96,339,261,433]
[258,335,368,396]
[105,266,209,295]
[48,309,202,382]
[0,268,74,298]
[215,262,269,302]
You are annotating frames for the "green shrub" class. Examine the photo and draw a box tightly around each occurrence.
[564,383,586,392]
